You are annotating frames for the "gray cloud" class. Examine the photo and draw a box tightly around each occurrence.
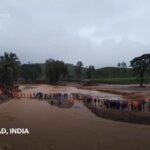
[0,0,150,68]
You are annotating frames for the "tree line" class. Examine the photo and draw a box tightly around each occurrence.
[0,52,150,88]
[0,52,96,87]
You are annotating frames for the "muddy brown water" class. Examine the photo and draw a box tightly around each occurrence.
[0,84,150,150]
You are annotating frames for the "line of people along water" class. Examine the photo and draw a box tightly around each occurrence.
[18,92,75,107]
[15,92,150,112]
[1,89,150,112]
[19,92,69,100]
[71,93,150,112]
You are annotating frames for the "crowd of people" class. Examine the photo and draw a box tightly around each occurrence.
[18,92,75,105]
[18,92,69,100]
[71,93,150,112]
[1,89,150,112]
[0,88,15,100]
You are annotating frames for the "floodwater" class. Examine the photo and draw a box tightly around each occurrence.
[0,84,150,150]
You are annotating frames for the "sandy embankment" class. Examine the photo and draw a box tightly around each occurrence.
[60,82,150,101]
[0,84,150,150]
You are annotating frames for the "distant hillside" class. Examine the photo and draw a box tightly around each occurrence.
[33,64,136,80]
[20,62,150,84]
[22,63,143,83]
[95,67,134,78]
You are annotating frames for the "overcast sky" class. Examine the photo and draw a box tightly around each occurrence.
[0,0,150,68]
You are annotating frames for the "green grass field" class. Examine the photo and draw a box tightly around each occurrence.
[93,77,150,84]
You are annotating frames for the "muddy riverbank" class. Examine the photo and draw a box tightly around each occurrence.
[0,84,150,150]
[86,104,150,125]
[59,82,150,101]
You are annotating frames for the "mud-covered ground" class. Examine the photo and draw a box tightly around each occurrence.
[60,82,150,101]
[0,84,150,150]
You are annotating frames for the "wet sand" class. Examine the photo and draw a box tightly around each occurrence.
[20,84,122,100]
[71,83,150,100]
[0,84,150,150]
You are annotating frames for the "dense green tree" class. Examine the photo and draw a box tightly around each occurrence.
[117,61,127,73]
[75,61,83,80]
[122,62,127,68]
[21,63,42,82]
[45,59,68,84]
[117,61,127,68]
[117,63,121,68]
[0,52,20,88]
[130,54,150,87]
[87,65,95,79]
